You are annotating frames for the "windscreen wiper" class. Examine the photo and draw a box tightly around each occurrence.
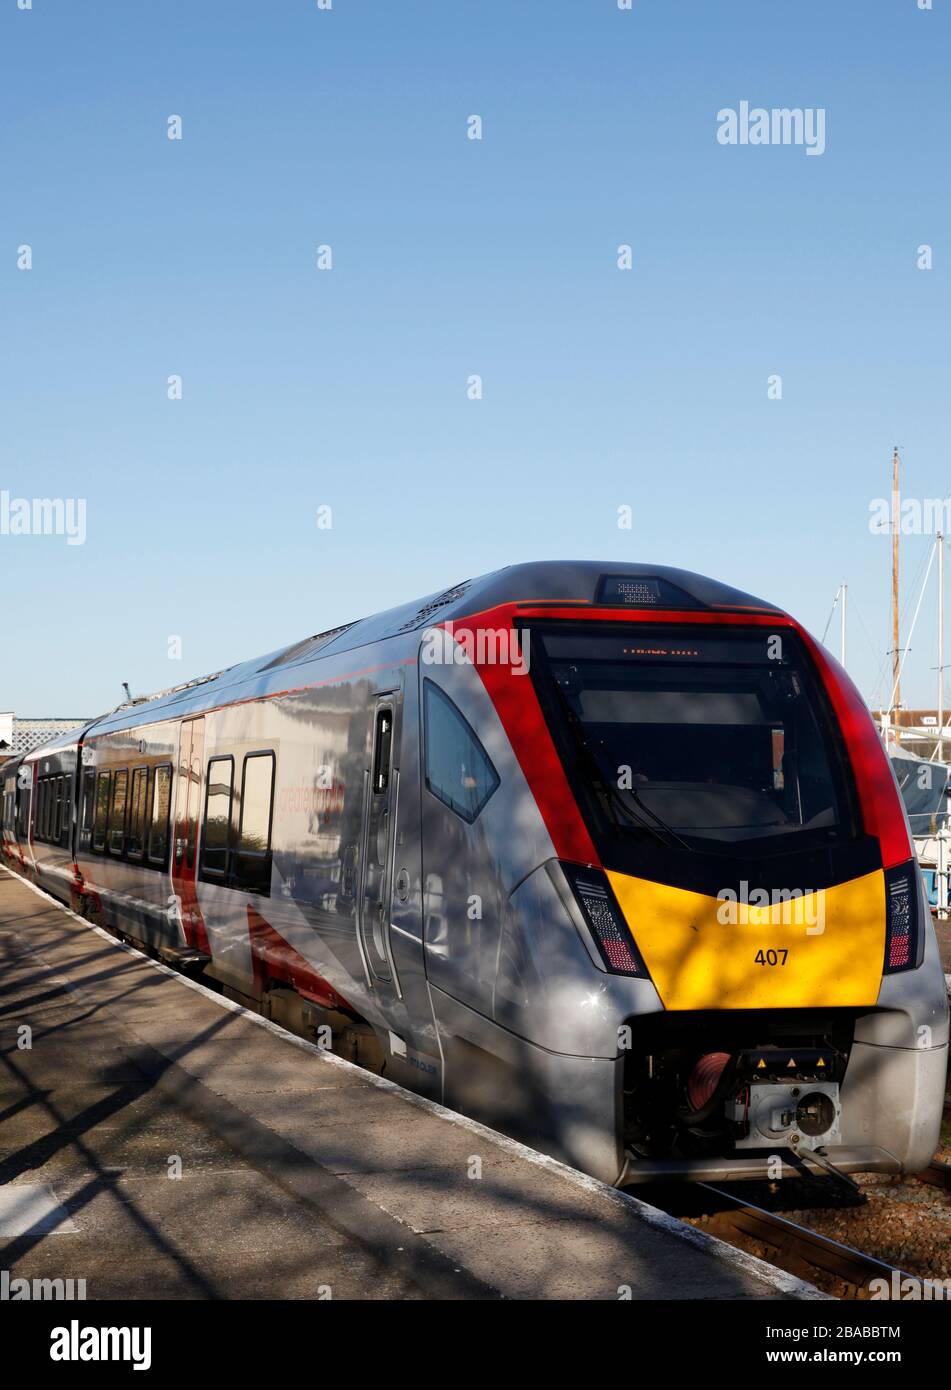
[620,780,692,852]
[553,686,690,851]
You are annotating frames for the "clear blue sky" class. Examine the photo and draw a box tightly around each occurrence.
[2,0,949,717]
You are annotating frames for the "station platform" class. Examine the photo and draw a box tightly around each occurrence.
[0,868,823,1301]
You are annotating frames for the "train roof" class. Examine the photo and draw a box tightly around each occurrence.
[446,560,778,619]
[22,725,89,763]
[40,561,784,744]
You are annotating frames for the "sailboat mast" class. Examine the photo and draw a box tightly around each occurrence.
[891,446,901,739]
[939,532,944,762]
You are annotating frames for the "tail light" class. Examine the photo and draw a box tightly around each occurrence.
[797,630,913,870]
[883,861,921,974]
[562,864,649,977]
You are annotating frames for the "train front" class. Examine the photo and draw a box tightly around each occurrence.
[465,571,949,1184]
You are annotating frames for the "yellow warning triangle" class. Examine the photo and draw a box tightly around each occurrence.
[756,1058,766,1069]
[787,1057,797,1068]
[817,1057,826,1068]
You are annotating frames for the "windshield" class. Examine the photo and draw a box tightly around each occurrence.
[530,623,855,856]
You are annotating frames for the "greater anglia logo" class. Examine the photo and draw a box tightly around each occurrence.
[49,1320,151,1371]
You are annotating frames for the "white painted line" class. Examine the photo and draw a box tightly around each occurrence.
[1,867,827,1299]
[0,1184,79,1236]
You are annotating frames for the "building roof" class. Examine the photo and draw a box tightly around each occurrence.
[0,716,91,756]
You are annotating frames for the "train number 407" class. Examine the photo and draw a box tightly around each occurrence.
[754,948,789,966]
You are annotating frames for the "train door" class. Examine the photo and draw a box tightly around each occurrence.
[171,717,209,953]
[356,694,401,991]
[17,763,34,869]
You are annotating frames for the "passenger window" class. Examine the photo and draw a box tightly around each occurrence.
[93,772,111,853]
[423,681,500,824]
[235,752,274,895]
[127,767,149,857]
[53,777,63,842]
[79,770,95,851]
[201,757,234,878]
[147,765,172,865]
[17,784,31,840]
[109,771,128,855]
[61,777,71,847]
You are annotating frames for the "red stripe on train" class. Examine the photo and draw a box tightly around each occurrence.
[247,905,352,1013]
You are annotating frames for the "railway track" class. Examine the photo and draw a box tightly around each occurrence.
[683,1176,948,1299]
[915,1159,951,1192]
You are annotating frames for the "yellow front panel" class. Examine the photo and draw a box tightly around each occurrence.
[606,868,886,1011]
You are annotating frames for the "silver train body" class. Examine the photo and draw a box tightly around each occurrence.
[2,562,948,1184]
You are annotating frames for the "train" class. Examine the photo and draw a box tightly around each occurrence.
[2,561,948,1185]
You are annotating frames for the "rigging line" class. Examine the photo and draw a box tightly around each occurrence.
[880,535,929,709]
[898,540,930,631]
[850,595,886,662]
[869,622,888,708]
[927,535,951,761]
[820,586,842,646]
[849,597,890,706]
[900,530,945,728]
[928,722,951,762]
[886,536,938,718]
